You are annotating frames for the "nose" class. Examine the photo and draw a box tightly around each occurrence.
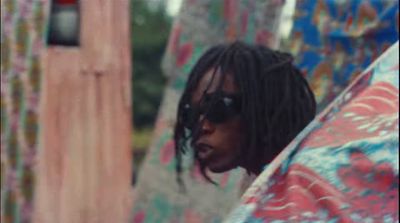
[198,115,215,134]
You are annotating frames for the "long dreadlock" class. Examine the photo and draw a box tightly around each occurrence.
[174,41,316,186]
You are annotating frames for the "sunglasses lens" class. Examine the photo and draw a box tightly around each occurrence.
[206,100,229,123]
[207,95,240,123]
[180,95,240,129]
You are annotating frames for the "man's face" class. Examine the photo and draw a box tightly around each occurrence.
[188,69,244,173]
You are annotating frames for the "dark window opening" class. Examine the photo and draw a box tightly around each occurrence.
[47,0,80,46]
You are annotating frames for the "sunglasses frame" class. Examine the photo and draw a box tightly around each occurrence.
[181,92,241,131]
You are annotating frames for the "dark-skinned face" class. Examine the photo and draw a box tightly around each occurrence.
[189,69,244,173]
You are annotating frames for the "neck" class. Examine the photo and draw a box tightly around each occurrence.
[240,164,263,176]
[237,153,267,176]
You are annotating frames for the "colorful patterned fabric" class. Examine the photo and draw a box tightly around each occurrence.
[131,0,284,222]
[224,42,399,223]
[1,1,48,222]
[285,0,399,112]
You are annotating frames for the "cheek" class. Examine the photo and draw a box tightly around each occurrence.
[230,118,244,138]
[222,120,244,151]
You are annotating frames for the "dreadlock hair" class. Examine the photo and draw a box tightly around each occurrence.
[174,41,316,186]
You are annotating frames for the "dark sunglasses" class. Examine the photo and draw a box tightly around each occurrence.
[180,92,241,130]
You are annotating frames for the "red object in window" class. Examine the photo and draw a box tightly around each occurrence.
[55,0,77,5]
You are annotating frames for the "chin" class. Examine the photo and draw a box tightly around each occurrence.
[207,163,235,173]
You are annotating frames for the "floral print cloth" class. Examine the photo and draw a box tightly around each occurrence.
[1,1,48,222]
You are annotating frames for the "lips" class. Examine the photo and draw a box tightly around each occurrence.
[195,143,214,160]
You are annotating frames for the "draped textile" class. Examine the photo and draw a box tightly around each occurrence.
[1,1,49,222]
[284,0,399,112]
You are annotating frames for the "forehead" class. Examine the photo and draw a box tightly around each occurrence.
[191,68,238,103]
